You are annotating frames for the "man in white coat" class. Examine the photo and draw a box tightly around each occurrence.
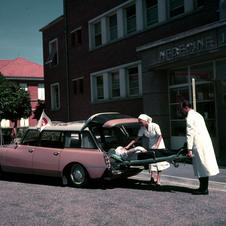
[180,100,219,195]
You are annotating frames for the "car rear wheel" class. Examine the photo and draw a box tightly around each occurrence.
[69,163,88,188]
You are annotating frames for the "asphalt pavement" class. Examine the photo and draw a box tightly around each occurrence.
[141,161,226,191]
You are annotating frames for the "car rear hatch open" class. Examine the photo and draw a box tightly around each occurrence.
[80,112,139,131]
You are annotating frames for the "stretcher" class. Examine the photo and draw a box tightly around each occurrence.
[109,145,190,170]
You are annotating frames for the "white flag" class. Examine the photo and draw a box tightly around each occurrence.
[37,110,53,132]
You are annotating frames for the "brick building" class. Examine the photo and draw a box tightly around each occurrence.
[40,0,226,159]
[0,57,44,128]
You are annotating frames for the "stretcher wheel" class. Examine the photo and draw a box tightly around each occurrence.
[173,162,179,168]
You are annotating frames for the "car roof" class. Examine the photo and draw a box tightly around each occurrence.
[29,112,139,132]
[29,121,87,132]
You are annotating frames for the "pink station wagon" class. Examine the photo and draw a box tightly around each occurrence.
[0,113,144,187]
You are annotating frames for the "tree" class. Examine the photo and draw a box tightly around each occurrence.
[0,72,32,145]
[33,100,45,120]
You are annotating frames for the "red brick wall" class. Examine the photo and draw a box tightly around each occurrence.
[42,0,219,122]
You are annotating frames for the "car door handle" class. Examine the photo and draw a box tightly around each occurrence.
[28,149,34,153]
[53,152,60,156]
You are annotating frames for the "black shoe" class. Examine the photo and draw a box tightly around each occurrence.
[192,189,209,195]
[150,177,156,186]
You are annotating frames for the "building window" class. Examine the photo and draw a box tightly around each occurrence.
[51,83,60,110]
[1,119,10,128]
[91,61,141,102]
[95,22,102,47]
[71,28,82,47]
[170,0,184,18]
[45,39,58,67]
[146,0,158,26]
[128,67,139,96]
[111,71,120,98]
[38,84,45,100]
[20,118,29,127]
[96,75,104,100]
[73,77,84,95]
[169,62,216,149]
[88,0,199,50]
[196,0,204,8]
[126,4,136,34]
[19,83,28,91]
[109,14,118,41]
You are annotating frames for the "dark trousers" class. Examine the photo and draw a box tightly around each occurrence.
[199,177,209,191]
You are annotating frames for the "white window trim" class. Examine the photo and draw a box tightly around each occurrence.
[89,0,198,50]
[20,118,29,127]
[90,61,142,102]
[38,84,45,100]
[1,119,10,128]
[71,26,82,34]
[19,83,28,91]
[47,38,58,67]
[50,82,60,110]
[110,71,121,99]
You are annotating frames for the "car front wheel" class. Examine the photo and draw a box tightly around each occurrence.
[69,164,88,188]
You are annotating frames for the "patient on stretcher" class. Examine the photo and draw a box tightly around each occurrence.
[115,146,159,161]
[115,146,181,161]
[115,146,146,161]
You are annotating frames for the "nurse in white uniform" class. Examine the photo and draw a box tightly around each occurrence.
[125,114,170,186]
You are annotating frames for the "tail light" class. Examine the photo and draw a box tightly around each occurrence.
[104,153,111,169]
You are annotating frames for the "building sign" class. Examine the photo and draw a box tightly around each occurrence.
[160,32,226,60]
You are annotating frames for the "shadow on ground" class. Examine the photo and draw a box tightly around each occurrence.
[0,172,194,194]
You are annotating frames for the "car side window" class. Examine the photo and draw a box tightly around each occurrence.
[64,131,97,149]
[21,130,40,146]
[81,131,96,149]
[64,132,80,148]
[40,131,64,148]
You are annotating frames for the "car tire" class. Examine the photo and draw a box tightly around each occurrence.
[69,163,88,188]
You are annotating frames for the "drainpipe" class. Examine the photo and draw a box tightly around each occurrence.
[64,0,70,122]
[0,114,2,146]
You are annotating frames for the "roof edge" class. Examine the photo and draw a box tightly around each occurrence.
[39,15,64,32]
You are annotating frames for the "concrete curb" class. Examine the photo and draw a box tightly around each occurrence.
[161,175,226,191]
[133,171,226,192]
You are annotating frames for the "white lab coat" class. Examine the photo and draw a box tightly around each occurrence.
[186,110,219,178]
[138,123,170,171]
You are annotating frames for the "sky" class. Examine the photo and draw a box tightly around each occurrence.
[0,0,63,65]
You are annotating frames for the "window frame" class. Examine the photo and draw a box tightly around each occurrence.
[110,71,120,99]
[38,84,45,100]
[88,0,202,50]
[96,75,104,100]
[50,82,60,110]
[0,119,10,128]
[90,61,142,102]
[169,0,185,18]
[168,61,217,141]
[94,21,102,47]
[72,77,84,95]
[71,27,82,47]
[20,118,29,127]
[19,83,28,91]
[46,39,58,67]
[126,4,137,35]
[109,14,118,41]
[127,66,139,96]
[145,0,158,27]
